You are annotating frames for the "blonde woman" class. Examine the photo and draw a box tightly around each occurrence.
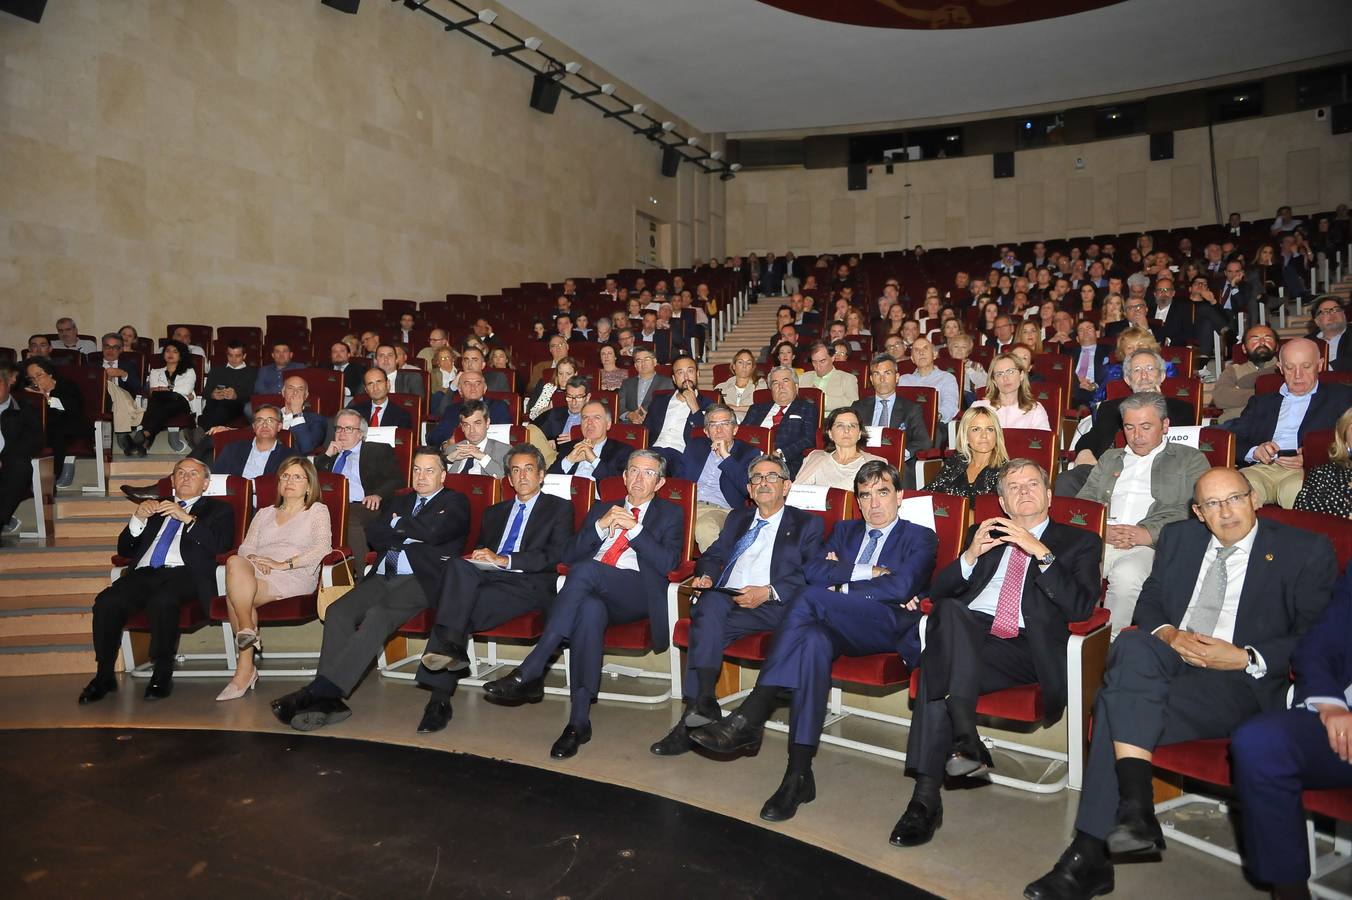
[1294,407,1352,518]
[525,356,579,421]
[1016,320,1045,354]
[715,349,766,422]
[218,456,332,701]
[974,352,1050,431]
[795,408,884,490]
[925,406,1009,498]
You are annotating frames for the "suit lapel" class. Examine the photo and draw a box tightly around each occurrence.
[1233,520,1276,641]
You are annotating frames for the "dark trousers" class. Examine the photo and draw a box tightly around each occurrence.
[516,561,646,725]
[1233,708,1352,884]
[91,566,198,675]
[682,590,786,701]
[1193,303,1232,355]
[1074,629,1266,838]
[141,391,190,437]
[191,400,248,461]
[905,601,1039,778]
[415,560,552,695]
[758,586,919,746]
[318,574,428,696]
[46,410,83,462]
[346,503,379,570]
[0,455,31,524]
[1054,463,1091,498]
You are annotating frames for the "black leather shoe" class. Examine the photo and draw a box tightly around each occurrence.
[650,721,693,757]
[944,742,995,778]
[687,712,763,755]
[1106,802,1166,856]
[78,677,116,705]
[143,676,173,701]
[681,696,724,728]
[1023,848,1115,900]
[550,723,591,759]
[482,670,544,704]
[760,771,816,822]
[420,643,470,673]
[290,697,352,732]
[270,687,316,725]
[889,800,943,847]
[417,699,452,734]
[120,483,167,503]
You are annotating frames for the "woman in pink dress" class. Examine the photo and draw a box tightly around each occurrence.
[217,456,332,701]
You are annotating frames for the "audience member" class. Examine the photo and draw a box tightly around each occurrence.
[973,352,1050,431]
[1293,406,1352,518]
[1210,326,1279,423]
[191,340,256,450]
[619,348,673,424]
[90,333,143,397]
[0,366,42,535]
[637,354,710,470]
[53,317,96,354]
[898,338,959,426]
[254,340,303,396]
[675,404,758,551]
[314,410,405,563]
[746,366,818,478]
[852,354,932,486]
[460,344,511,393]
[349,369,413,432]
[925,406,1008,499]
[441,400,510,477]
[715,349,766,423]
[373,344,424,399]
[211,404,297,479]
[24,355,90,486]
[596,344,626,392]
[549,400,631,480]
[1312,296,1349,372]
[800,341,859,414]
[794,408,884,490]
[277,376,326,455]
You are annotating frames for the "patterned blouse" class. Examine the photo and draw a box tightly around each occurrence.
[926,453,1000,499]
[1293,462,1352,519]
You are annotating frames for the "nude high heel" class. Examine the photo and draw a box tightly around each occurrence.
[215,671,259,702]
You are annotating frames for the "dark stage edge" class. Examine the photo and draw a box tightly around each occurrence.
[1,728,940,899]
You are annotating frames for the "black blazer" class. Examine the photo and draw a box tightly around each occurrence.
[334,362,367,398]
[314,441,404,504]
[365,488,469,602]
[283,408,327,455]
[547,436,632,480]
[851,394,933,452]
[675,437,759,508]
[1060,343,1113,395]
[533,406,574,442]
[345,398,413,432]
[1149,301,1194,348]
[1,395,43,468]
[563,497,684,649]
[928,520,1102,722]
[476,492,575,598]
[117,497,235,613]
[1226,383,1352,463]
[212,440,296,478]
[695,504,825,610]
[426,397,512,445]
[86,354,144,395]
[1134,518,1338,708]
[745,397,819,477]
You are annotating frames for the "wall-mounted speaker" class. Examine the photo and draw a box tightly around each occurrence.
[1332,102,1352,136]
[847,163,867,191]
[320,0,360,13]
[529,73,562,114]
[0,0,48,22]
[1149,131,1174,161]
[661,147,681,178]
[993,151,1014,179]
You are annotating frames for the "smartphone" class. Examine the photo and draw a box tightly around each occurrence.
[1276,449,1300,458]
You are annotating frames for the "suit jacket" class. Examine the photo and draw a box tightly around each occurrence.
[1292,563,1352,707]
[282,407,327,455]
[619,374,674,419]
[850,394,933,452]
[1226,383,1352,464]
[476,493,575,598]
[426,397,512,446]
[314,441,404,504]
[696,504,824,609]
[676,437,759,507]
[929,520,1102,721]
[547,436,632,480]
[1060,343,1113,391]
[87,354,144,395]
[1077,442,1210,542]
[533,405,578,442]
[444,438,511,478]
[346,398,413,432]
[392,369,425,399]
[745,397,819,476]
[117,497,235,613]
[563,497,684,649]
[333,362,367,398]
[1075,395,1197,458]
[0,395,43,468]
[643,389,711,449]
[364,488,469,602]
[212,439,297,479]
[1134,518,1338,706]
[1149,301,1194,348]
[803,518,937,608]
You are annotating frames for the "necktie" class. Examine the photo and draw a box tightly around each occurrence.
[599,506,642,566]
[383,496,426,579]
[333,449,351,475]
[856,528,883,567]
[990,547,1029,639]
[772,406,785,428]
[1076,349,1091,380]
[1221,284,1233,309]
[1187,546,1239,636]
[370,405,381,427]
[148,502,189,569]
[497,502,527,556]
[715,518,769,588]
[874,398,891,429]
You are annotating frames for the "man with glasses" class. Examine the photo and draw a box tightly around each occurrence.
[315,410,405,566]
[90,332,143,396]
[210,404,296,480]
[533,375,589,455]
[548,400,631,481]
[1212,326,1279,423]
[746,366,819,479]
[619,348,674,424]
[427,370,509,444]
[1312,296,1349,373]
[1119,296,1162,344]
[484,450,685,759]
[270,448,468,732]
[54,317,96,354]
[1026,467,1337,900]
[675,403,762,551]
[1148,276,1192,349]
[799,341,859,414]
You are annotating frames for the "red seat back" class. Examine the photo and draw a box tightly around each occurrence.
[442,473,501,551]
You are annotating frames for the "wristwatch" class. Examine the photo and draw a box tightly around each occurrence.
[1037,551,1056,567]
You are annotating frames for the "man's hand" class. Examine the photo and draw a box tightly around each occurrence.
[733,585,772,608]
[134,500,160,522]
[627,406,647,424]
[1157,626,1246,669]
[1274,449,1304,470]
[678,387,700,412]
[1106,524,1153,550]
[363,495,382,511]
[689,574,714,589]
[220,387,236,400]
[106,367,127,379]
[447,441,484,462]
[1077,376,1094,390]
[566,440,597,464]
[468,547,509,567]
[1315,705,1352,762]
[207,425,231,436]
[157,500,195,523]
[962,519,1006,566]
[870,565,892,577]
[324,440,342,457]
[711,438,731,459]
[986,516,1051,562]
[597,505,638,535]
[824,550,839,561]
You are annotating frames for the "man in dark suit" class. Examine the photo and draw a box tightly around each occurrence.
[426,371,511,445]
[484,449,684,759]
[675,404,759,551]
[414,444,575,733]
[1231,563,1352,897]
[532,376,589,449]
[0,368,42,535]
[650,454,824,754]
[278,375,327,455]
[1227,338,1352,508]
[330,340,367,399]
[1311,295,1348,372]
[1147,277,1193,348]
[89,332,143,396]
[191,341,257,459]
[314,410,406,565]
[894,459,1102,849]
[851,354,933,487]
[1062,320,1112,409]
[679,463,935,823]
[619,348,674,424]
[78,458,235,703]
[269,448,469,732]
[1025,467,1338,900]
[374,344,425,400]
[459,344,511,394]
[211,404,297,480]
[347,368,413,432]
[548,401,632,481]
[745,366,818,478]
[761,251,785,296]
[638,355,711,472]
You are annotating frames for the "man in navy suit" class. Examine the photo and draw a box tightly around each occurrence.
[683,462,935,823]
[649,454,823,746]
[211,404,296,480]
[1062,320,1112,409]
[548,401,632,481]
[639,354,711,472]
[744,366,818,478]
[484,449,683,759]
[88,332,143,395]
[278,375,327,455]
[532,376,589,449]
[675,404,759,551]
[851,354,933,487]
[1232,562,1352,897]
[1146,276,1193,349]
[426,370,511,445]
[347,368,413,432]
[1226,338,1352,508]
[1025,467,1338,900]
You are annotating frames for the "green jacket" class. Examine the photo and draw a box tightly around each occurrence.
[1076,440,1209,542]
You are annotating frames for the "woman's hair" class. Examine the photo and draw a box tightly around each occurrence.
[23,355,58,386]
[1101,294,1124,321]
[160,339,192,378]
[771,341,797,366]
[597,344,617,365]
[1114,326,1161,362]
[1329,406,1352,467]
[275,455,321,511]
[1017,321,1044,353]
[554,356,580,382]
[987,352,1037,412]
[822,407,867,454]
[487,346,512,368]
[953,405,1009,467]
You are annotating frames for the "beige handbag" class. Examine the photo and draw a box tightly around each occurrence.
[316,556,356,622]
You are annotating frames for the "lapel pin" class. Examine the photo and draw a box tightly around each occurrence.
[1265,553,1273,561]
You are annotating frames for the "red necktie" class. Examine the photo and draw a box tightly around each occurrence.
[370,405,381,427]
[599,507,641,566]
[772,406,785,428]
[990,548,1028,639]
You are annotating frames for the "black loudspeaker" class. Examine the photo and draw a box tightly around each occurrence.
[1149,131,1174,161]
[529,73,561,114]
[1333,102,1352,136]
[847,163,867,191]
[993,151,1014,179]
[320,0,360,13]
[661,147,681,178]
[0,0,47,22]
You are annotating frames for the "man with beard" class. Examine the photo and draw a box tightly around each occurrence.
[1211,327,1279,423]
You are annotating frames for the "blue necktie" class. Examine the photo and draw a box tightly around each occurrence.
[874,398,890,429]
[716,518,769,588]
[855,528,883,568]
[497,502,527,556]
[383,496,426,579]
[333,449,351,475]
[148,502,188,568]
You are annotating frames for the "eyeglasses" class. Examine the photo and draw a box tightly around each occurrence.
[749,472,785,485]
[1195,490,1251,513]
[278,472,307,482]
[103,343,121,350]
[1128,366,1159,375]
[833,421,860,430]
[706,419,735,429]
[252,417,280,425]
[991,367,1019,379]
[626,467,661,479]
[334,425,361,433]
[1316,307,1345,317]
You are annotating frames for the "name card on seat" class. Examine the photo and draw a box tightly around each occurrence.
[365,426,397,446]
[541,474,576,501]
[487,424,514,443]
[204,474,232,496]
[899,495,937,533]
[787,483,832,511]
[865,427,884,447]
[1164,426,1202,448]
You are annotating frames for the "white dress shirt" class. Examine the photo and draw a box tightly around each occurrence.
[960,517,1052,630]
[560,437,608,480]
[592,498,651,571]
[1108,440,1166,526]
[722,505,785,591]
[654,394,692,452]
[1179,522,1259,646]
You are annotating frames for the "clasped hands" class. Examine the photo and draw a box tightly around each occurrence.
[247,554,286,575]
[467,547,510,567]
[962,517,1050,567]
[1154,625,1248,670]
[1105,524,1152,551]
[566,439,598,464]
[134,499,194,524]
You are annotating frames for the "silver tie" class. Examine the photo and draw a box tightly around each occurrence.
[1187,546,1238,636]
